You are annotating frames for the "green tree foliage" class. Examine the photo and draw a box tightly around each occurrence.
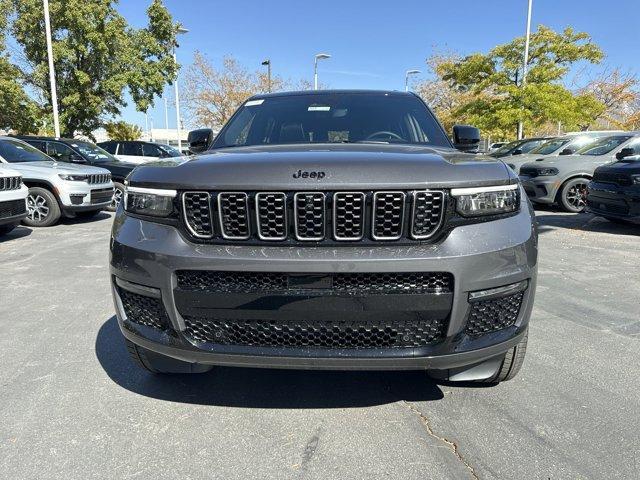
[423,26,607,138]
[104,120,142,141]
[9,0,179,137]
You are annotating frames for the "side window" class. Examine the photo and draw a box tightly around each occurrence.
[46,142,75,162]
[629,139,640,155]
[122,142,143,156]
[101,141,117,154]
[142,143,164,157]
[27,140,47,153]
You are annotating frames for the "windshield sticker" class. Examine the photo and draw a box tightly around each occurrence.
[245,99,264,106]
[308,105,331,111]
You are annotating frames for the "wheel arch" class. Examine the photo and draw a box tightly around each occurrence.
[21,179,63,207]
[554,174,592,202]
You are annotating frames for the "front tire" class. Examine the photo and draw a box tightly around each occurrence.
[559,178,589,213]
[106,182,124,212]
[23,187,61,227]
[124,338,213,374]
[489,330,528,383]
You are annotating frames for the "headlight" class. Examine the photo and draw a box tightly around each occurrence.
[124,186,176,217]
[536,167,559,176]
[58,173,87,181]
[451,184,520,217]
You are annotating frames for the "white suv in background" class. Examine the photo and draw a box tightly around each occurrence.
[0,166,29,235]
[0,137,114,227]
[97,140,183,164]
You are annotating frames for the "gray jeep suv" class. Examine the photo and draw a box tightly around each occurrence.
[110,90,538,383]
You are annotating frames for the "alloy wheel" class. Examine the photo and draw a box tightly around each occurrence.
[27,194,50,223]
[565,182,588,210]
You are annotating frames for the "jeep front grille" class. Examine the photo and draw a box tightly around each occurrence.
[0,176,21,191]
[88,173,111,185]
[181,190,446,244]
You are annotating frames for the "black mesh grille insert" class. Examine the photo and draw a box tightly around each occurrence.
[218,193,250,239]
[333,192,365,240]
[183,192,214,238]
[294,192,326,240]
[183,316,447,349]
[411,191,445,239]
[176,270,453,295]
[118,288,171,331]
[373,192,405,239]
[256,192,287,240]
[465,291,525,336]
[0,199,27,219]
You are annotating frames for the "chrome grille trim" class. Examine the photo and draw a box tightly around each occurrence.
[410,190,446,240]
[0,176,22,191]
[182,191,214,239]
[87,173,111,185]
[217,192,250,240]
[293,192,326,241]
[371,191,406,240]
[333,192,366,241]
[255,192,288,241]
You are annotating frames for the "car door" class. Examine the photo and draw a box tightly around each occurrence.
[142,143,164,162]
[118,142,145,164]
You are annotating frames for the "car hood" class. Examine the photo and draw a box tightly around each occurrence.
[595,159,640,175]
[2,161,111,175]
[0,165,23,177]
[129,144,515,190]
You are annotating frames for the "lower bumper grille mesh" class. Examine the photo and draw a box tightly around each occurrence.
[184,316,447,349]
[465,291,525,336]
[118,287,171,331]
[0,199,27,219]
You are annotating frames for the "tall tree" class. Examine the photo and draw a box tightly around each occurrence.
[183,53,288,129]
[9,0,179,137]
[580,68,639,129]
[104,121,142,141]
[420,26,607,138]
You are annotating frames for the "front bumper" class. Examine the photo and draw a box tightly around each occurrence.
[521,176,560,204]
[0,185,28,226]
[57,182,114,212]
[110,197,538,372]
[586,181,640,223]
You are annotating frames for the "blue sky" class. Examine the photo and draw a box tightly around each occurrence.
[116,0,640,130]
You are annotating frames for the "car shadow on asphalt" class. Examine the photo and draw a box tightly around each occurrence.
[534,207,640,237]
[61,211,113,225]
[95,316,447,408]
[0,225,32,243]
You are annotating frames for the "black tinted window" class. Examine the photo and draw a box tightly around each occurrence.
[100,141,117,154]
[122,142,143,156]
[46,142,75,161]
[0,139,52,162]
[143,143,164,157]
[213,93,451,148]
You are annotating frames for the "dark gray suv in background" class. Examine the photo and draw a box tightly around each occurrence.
[110,90,538,384]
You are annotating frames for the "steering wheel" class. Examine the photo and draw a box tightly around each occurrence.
[365,131,404,141]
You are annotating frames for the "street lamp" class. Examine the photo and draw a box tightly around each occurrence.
[42,0,60,137]
[261,59,271,93]
[405,69,421,92]
[518,0,533,140]
[314,53,331,90]
[174,26,189,151]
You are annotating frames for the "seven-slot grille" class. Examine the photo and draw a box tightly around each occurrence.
[182,190,446,243]
[88,173,111,185]
[0,176,21,191]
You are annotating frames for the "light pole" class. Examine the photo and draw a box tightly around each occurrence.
[314,53,331,90]
[405,69,421,92]
[261,59,271,93]
[518,0,533,140]
[42,0,60,137]
[164,96,169,144]
[174,27,188,150]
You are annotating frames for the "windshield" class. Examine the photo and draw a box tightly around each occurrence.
[70,141,117,163]
[492,140,521,155]
[0,138,53,163]
[212,93,451,148]
[157,144,183,157]
[530,138,571,155]
[576,136,632,156]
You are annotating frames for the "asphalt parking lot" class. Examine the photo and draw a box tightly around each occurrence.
[1,209,638,479]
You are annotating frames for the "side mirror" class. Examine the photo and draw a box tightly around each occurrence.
[559,148,573,155]
[616,147,635,160]
[188,128,214,154]
[452,125,481,153]
[512,149,523,155]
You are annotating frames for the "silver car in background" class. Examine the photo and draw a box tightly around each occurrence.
[506,131,622,174]
[520,133,640,212]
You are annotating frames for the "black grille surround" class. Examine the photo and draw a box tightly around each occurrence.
[176,270,453,295]
[0,199,27,219]
[117,287,171,331]
[465,290,525,337]
[0,176,22,191]
[180,189,447,245]
[183,316,447,349]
